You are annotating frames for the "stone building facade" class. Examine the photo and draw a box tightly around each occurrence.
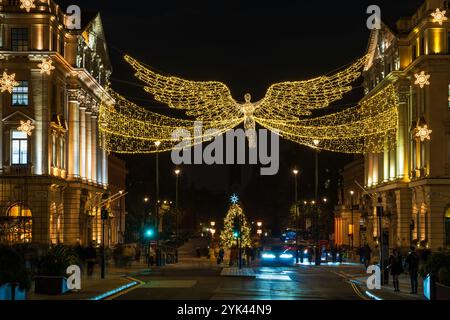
[0,0,120,246]
[336,0,450,254]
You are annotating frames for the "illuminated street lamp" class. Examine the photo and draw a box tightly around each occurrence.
[349,190,355,250]
[210,221,216,227]
[154,140,161,266]
[174,168,181,262]
[257,222,262,228]
[292,168,300,264]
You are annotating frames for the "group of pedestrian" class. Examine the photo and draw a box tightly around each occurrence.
[226,246,255,267]
[359,244,372,267]
[74,241,97,277]
[387,246,420,294]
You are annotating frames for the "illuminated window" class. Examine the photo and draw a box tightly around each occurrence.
[11,130,28,165]
[11,28,28,51]
[448,84,450,108]
[12,81,29,106]
[446,208,450,246]
[0,203,32,243]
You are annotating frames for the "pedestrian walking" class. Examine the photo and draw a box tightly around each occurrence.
[245,247,252,267]
[405,246,420,294]
[85,242,97,277]
[388,248,404,292]
[218,248,225,264]
[363,244,372,268]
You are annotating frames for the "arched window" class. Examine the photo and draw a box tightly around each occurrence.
[0,203,32,243]
[445,207,450,247]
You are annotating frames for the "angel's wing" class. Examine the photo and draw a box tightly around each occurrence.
[256,56,367,120]
[124,55,240,121]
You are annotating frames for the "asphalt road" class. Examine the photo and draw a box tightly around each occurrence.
[114,263,366,300]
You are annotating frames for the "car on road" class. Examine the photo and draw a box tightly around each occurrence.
[260,245,296,265]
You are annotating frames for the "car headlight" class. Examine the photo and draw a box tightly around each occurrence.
[280,253,293,259]
[262,253,276,259]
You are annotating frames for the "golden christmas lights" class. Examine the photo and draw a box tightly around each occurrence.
[0,72,19,94]
[220,203,252,248]
[20,0,36,12]
[431,8,448,25]
[99,55,398,155]
[255,84,399,153]
[414,71,430,88]
[98,89,243,154]
[416,125,432,142]
[17,120,35,136]
[38,58,55,75]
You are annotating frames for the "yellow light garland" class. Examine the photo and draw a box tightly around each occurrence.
[100,55,398,155]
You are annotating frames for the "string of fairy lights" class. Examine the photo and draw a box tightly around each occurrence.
[2,1,445,153]
[99,53,399,154]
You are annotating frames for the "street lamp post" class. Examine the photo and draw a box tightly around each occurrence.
[174,169,181,263]
[155,141,161,266]
[350,190,355,251]
[293,169,299,264]
[313,139,320,266]
[118,190,124,244]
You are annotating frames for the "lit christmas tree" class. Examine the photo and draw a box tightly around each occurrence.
[220,194,252,248]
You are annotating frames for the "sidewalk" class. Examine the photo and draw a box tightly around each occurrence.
[27,262,148,300]
[349,271,426,300]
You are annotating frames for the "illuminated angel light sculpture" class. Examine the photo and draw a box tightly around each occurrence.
[99,55,399,155]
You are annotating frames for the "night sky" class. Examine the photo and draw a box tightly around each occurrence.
[58,0,423,234]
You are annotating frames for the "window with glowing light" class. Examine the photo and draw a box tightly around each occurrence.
[445,207,450,246]
[11,28,28,51]
[12,80,29,106]
[0,203,32,244]
[448,84,450,108]
[11,130,28,165]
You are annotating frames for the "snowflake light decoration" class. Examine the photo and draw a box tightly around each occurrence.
[416,125,432,142]
[431,8,448,25]
[0,72,19,94]
[38,58,55,75]
[230,194,239,204]
[18,120,35,136]
[20,0,36,12]
[414,71,430,88]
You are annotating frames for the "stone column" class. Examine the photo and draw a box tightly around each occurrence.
[91,115,98,184]
[397,83,410,180]
[63,186,81,244]
[68,90,80,179]
[427,186,448,250]
[395,188,413,250]
[31,70,49,175]
[102,133,108,186]
[79,107,87,180]
[86,112,92,182]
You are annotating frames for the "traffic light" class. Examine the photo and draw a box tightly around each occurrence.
[144,227,155,238]
[101,208,108,220]
[232,216,240,239]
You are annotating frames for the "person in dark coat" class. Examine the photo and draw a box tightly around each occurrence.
[405,246,420,294]
[388,248,404,292]
[85,242,97,277]
[218,248,225,264]
[363,244,372,268]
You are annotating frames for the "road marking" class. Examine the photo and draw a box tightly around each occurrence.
[350,281,370,300]
[331,270,369,300]
[141,280,198,288]
[104,277,145,300]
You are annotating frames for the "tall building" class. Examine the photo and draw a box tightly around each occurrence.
[336,0,450,254]
[0,0,118,246]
